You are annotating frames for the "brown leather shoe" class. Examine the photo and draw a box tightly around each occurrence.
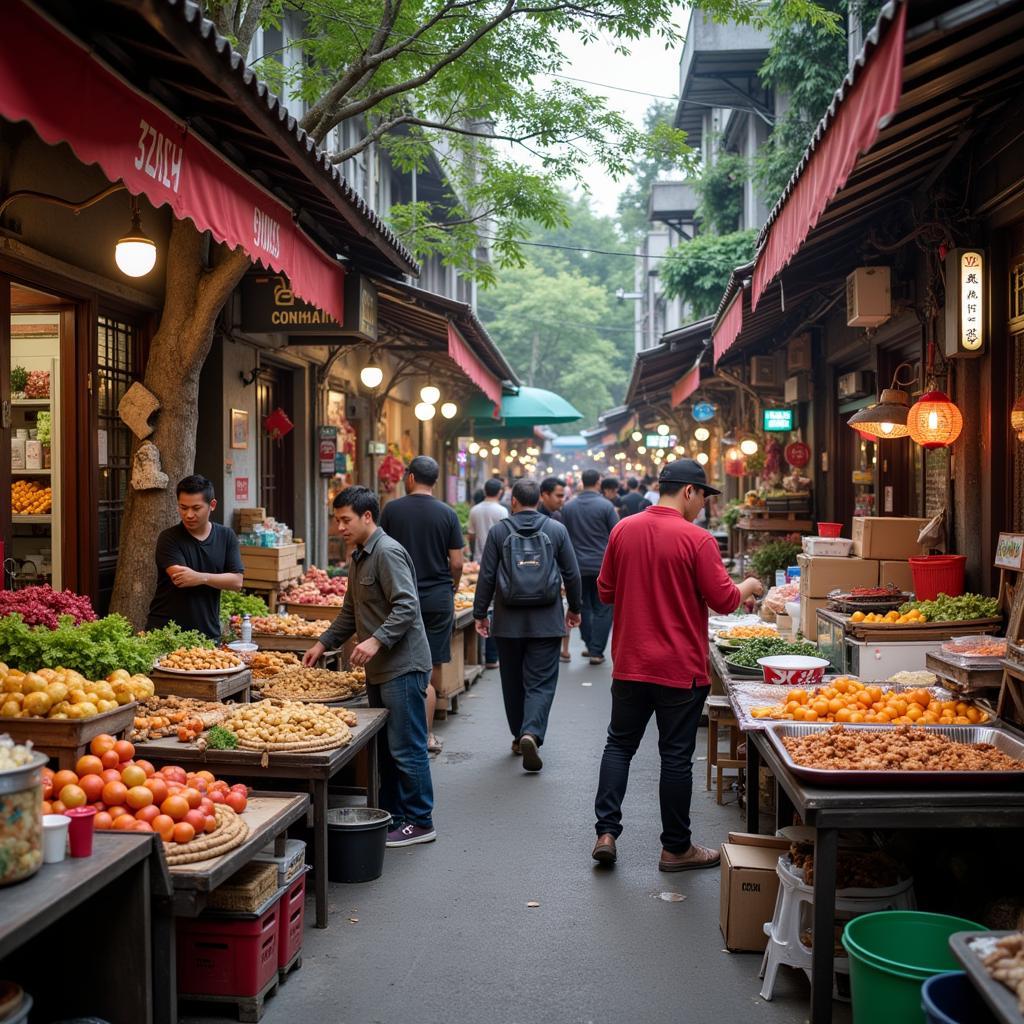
[592,834,617,865]
[658,843,721,872]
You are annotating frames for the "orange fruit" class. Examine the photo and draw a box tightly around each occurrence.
[102,780,128,807]
[125,785,154,810]
[75,755,104,777]
[144,778,169,804]
[114,814,138,830]
[100,749,120,770]
[172,822,196,844]
[60,784,87,808]
[120,765,147,788]
[135,804,161,823]
[52,770,79,794]
[134,759,155,777]
[90,733,116,757]
[152,814,175,841]
[94,811,114,830]
[161,795,190,822]
[181,787,202,810]
[113,740,135,763]
[79,774,105,803]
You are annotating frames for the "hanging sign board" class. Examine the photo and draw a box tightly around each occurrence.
[318,425,338,477]
[646,434,676,449]
[241,272,377,342]
[784,441,811,468]
[763,408,795,432]
[692,401,716,422]
[995,532,1024,571]
[944,248,985,358]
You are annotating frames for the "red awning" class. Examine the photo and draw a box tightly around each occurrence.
[0,1,345,320]
[670,360,702,408]
[448,324,503,410]
[713,290,744,365]
[751,3,907,311]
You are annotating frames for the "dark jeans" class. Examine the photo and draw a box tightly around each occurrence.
[580,574,613,657]
[367,671,434,828]
[485,612,499,664]
[594,679,708,853]
[495,636,562,745]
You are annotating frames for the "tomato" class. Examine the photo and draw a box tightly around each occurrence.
[89,733,116,757]
[133,820,154,833]
[51,770,79,794]
[114,814,138,830]
[135,804,160,824]
[199,797,214,814]
[166,783,184,795]
[203,815,217,834]
[230,784,248,794]
[113,740,135,763]
[180,787,202,809]
[195,770,215,784]
[50,800,66,815]
[42,779,53,800]
[152,814,175,841]
[101,768,122,784]
[94,811,114,830]
[41,800,52,815]
[172,822,195,844]
[75,755,104,777]
[79,774,105,803]
[209,780,229,794]
[208,789,226,805]
[100,749,120,770]
[120,765,147,788]
[183,809,207,832]
[125,785,154,810]
[161,795,190,822]
[144,778,169,804]
[105,805,129,821]
[225,791,247,813]
[134,759,155,777]
[101,780,128,807]
[162,766,187,785]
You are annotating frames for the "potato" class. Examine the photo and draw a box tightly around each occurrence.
[23,691,52,716]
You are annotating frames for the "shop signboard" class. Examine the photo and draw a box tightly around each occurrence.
[785,441,811,468]
[334,452,349,475]
[692,401,715,422]
[944,247,985,358]
[318,426,338,477]
[763,408,795,432]
[995,532,1024,571]
[240,272,378,341]
[235,477,249,502]
[366,440,387,456]
[646,434,677,449]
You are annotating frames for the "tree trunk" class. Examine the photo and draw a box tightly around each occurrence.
[110,218,250,628]
[528,330,539,387]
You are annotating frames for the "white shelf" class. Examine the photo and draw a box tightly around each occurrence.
[11,398,50,407]
[12,514,52,524]
[12,468,50,476]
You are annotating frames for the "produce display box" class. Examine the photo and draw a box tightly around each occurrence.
[841,614,1002,642]
[948,930,1021,1024]
[151,668,252,703]
[925,651,1004,695]
[0,702,137,769]
[851,516,930,559]
[284,602,343,622]
[241,544,303,585]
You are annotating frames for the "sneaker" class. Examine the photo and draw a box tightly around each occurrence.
[386,824,437,847]
[511,740,521,756]
[519,733,543,772]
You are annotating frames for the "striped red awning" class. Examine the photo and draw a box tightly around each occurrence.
[670,360,702,408]
[712,290,744,365]
[448,324,503,411]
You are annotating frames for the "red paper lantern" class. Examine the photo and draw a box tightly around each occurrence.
[263,407,294,441]
[724,450,747,477]
[907,390,963,449]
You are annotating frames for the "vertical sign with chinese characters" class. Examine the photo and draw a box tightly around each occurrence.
[235,477,249,502]
[318,425,339,477]
[945,247,985,357]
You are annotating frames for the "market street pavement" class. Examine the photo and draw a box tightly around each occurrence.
[184,641,849,1024]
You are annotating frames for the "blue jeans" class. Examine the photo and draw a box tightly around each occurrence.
[367,671,434,829]
[580,574,613,657]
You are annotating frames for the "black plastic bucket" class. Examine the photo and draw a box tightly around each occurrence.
[326,807,391,883]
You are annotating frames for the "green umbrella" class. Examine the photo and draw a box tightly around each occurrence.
[467,386,583,427]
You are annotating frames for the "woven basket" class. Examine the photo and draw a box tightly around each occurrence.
[164,804,249,866]
[207,861,278,912]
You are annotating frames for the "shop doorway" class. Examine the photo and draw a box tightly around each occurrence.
[257,364,295,528]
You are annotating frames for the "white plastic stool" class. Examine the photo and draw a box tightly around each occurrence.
[759,856,915,1001]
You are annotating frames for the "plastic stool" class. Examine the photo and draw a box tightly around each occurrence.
[759,856,915,1002]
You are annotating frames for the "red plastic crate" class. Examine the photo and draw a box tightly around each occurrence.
[277,870,307,968]
[177,902,280,998]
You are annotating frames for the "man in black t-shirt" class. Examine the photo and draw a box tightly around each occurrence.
[379,456,464,753]
[601,477,623,515]
[146,475,245,640]
[619,476,651,518]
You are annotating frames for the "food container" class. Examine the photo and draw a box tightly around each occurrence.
[939,635,1007,668]
[41,813,70,864]
[802,536,855,557]
[757,655,830,687]
[0,749,47,885]
[66,806,96,858]
[10,438,25,470]
[818,522,843,538]
[24,439,42,470]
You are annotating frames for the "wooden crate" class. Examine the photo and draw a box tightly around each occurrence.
[284,602,343,622]
[0,702,138,770]
[241,544,303,585]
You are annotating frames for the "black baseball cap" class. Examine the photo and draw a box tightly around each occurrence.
[658,458,721,496]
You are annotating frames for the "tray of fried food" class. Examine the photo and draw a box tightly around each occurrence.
[258,666,366,703]
[764,722,1024,787]
[130,694,229,741]
[249,650,302,680]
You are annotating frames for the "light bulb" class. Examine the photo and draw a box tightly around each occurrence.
[637,446,647,455]
[440,402,458,419]
[505,455,514,463]
[631,431,643,442]
[420,386,441,404]
[414,402,436,421]
[880,422,895,435]
[666,453,677,462]
[740,438,759,456]
[115,237,157,277]
[657,423,670,436]
[491,446,500,456]
[360,365,384,389]
[694,427,710,442]
[927,410,939,430]
[674,445,685,454]
[468,442,480,454]
[696,452,709,466]
[489,439,500,447]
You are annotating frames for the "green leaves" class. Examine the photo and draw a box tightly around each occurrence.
[660,229,757,317]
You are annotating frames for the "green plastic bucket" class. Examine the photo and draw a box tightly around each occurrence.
[841,912,984,1024]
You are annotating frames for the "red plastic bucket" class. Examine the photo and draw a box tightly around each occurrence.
[818,522,843,538]
[909,556,966,601]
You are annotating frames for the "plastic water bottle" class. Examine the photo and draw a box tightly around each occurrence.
[241,614,252,644]
[775,570,787,588]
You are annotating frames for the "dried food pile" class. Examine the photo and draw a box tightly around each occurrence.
[221,699,353,751]
[259,666,366,702]
[249,651,301,679]
[249,614,332,638]
[157,647,243,672]
[782,725,1024,772]
[129,695,229,742]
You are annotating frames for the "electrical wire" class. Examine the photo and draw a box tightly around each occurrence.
[479,234,679,259]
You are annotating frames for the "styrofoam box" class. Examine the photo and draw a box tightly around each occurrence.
[253,838,306,886]
[802,536,855,557]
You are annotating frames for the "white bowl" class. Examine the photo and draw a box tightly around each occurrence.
[757,655,831,687]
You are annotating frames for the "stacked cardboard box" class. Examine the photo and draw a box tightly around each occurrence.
[236,507,267,532]
[719,833,790,952]
[851,517,930,559]
[797,554,878,637]
[241,542,302,585]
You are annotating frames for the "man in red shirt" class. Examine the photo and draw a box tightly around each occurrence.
[591,459,763,871]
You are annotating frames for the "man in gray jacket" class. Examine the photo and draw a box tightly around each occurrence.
[561,468,619,666]
[474,479,582,772]
[304,486,435,847]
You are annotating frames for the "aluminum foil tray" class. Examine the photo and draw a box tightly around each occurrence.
[762,722,1024,788]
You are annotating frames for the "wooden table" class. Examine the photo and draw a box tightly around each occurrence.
[135,706,388,929]
[734,517,813,574]
[151,667,252,702]
[748,730,1024,1024]
[0,832,160,1022]
[459,606,484,688]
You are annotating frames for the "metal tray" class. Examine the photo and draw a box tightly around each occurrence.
[827,587,909,614]
[762,722,1024,788]
[949,931,1024,1024]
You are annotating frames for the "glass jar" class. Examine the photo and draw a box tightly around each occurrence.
[0,749,47,886]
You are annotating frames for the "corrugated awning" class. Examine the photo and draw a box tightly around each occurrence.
[712,291,744,364]
[448,324,502,409]
[670,358,703,408]
[624,316,713,414]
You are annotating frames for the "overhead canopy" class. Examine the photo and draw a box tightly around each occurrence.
[550,434,588,450]
[467,386,582,428]
[624,316,713,416]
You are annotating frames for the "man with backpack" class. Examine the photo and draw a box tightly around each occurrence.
[473,478,582,772]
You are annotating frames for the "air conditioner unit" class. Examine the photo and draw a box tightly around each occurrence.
[345,396,370,421]
[785,374,811,404]
[837,371,873,401]
[846,267,892,327]
[787,333,812,373]
[749,355,779,388]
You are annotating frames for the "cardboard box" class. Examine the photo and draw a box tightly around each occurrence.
[852,517,930,560]
[879,559,915,593]
[720,837,785,952]
[775,613,794,640]
[800,597,828,639]
[797,554,879,598]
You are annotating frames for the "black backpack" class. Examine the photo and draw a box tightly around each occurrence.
[497,519,561,607]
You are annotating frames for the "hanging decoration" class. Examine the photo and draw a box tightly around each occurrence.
[263,407,294,441]
[908,343,963,449]
[847,363,914,439]
[784,441,811,468]
[378,448,406,493]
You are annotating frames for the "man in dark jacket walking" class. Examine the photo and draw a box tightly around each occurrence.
[561,468,619,666]
[474,479,582,772]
